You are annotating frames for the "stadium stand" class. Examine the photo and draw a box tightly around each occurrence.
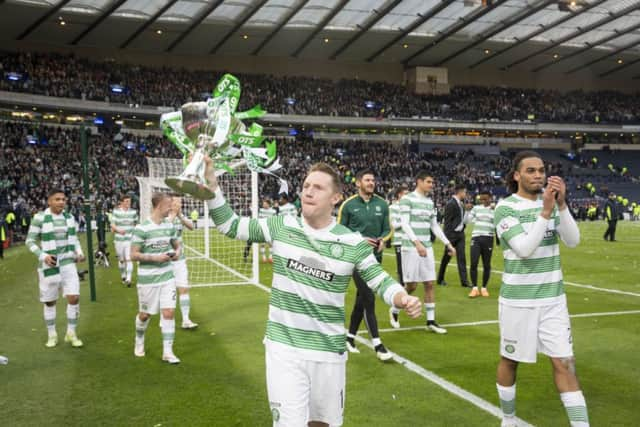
[1,51,639,124]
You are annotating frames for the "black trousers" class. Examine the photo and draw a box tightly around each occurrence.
[470,236,493,288]
[348,267,380,339]
[604,220,617,241]
[437,231,468,286]
[394,245,404,286]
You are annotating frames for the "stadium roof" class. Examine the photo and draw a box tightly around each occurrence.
[2,0,640,78]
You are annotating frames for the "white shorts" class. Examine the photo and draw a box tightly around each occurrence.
[38,263,80,302]
[266,341,345,426]
[137,283,177,315]
[401,247,436,283]
[499,300,574,363]
[172,259,189,288]
[114,241,131,261]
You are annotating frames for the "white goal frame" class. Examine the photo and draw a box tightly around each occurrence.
[136,157,259,287]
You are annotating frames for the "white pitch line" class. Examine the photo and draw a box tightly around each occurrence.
[369,309,640,335]
[563,280,640,297]
[353,334,534,427]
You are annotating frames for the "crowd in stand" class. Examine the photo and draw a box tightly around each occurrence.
[2,51,639,124]
[0,121,180,223]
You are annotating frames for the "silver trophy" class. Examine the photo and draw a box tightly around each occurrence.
[164,101,233,200]
[162,73,285,199]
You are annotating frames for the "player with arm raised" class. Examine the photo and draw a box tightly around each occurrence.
[111,194,138,287]
[202,155,421,427]
[168,196,198,329]
[130,193,181,364]
[495,151,588,427]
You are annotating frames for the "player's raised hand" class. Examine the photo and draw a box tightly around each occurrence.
[400,294,422,319]
[542,183,556,218]
[547,176,567,208]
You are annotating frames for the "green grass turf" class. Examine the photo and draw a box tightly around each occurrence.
[1,220,638,426]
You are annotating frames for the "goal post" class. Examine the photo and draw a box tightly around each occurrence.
[137,157,259,287]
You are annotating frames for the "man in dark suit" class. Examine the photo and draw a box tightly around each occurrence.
[437,184,470,287]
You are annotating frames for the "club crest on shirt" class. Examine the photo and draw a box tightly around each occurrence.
[330,243,344,258]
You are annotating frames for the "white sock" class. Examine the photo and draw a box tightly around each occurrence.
[126,261,133,281]
[497,383,516,419]
[560,391,589,427]
[135,316,149,344]
[424,303,435,322]
[160,317,175,355]
[346,332,356,340]
[179,294,190,322]
[66,303,79,334]
[260,246,266,257]
[119,261,125,279]
[44,305,56,335]
[372,337,382,347]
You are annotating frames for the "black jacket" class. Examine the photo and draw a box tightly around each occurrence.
[443,197,465,236]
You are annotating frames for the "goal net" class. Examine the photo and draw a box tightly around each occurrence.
[137,157,259,287]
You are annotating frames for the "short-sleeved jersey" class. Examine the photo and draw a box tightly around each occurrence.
[112,208,138,242]
[399,191,437,249]
[278,203,297,217]
[468,205,495,238]
[494,194,563,307]
[389,201,404,246]
[131,219,176,287]
[209,196,404,363]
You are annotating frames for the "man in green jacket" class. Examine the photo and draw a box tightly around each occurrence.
[337,168,393,361]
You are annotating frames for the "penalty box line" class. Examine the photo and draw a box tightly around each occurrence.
[242,281,533,426]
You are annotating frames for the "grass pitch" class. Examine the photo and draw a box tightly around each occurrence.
[1,220,638,426]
